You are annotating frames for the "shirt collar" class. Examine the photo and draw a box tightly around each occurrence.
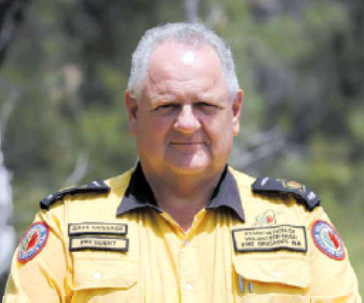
[116,163,245,222]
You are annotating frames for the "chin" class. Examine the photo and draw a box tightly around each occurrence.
[169,165,206,176]
[167,158,211,176]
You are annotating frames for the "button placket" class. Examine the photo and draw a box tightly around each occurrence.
[272,271,280,278]
[93,272,102,280]
[179,241,198,302]
[185,282,193,290]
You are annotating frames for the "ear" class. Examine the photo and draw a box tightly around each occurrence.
[232,89,243,137]
[124,90,138,137]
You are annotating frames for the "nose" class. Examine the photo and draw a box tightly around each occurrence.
[173,105,201,134]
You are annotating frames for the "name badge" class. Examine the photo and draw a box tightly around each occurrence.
[232,225,307,253]
[69,222,128,236]
[70,236,129,252]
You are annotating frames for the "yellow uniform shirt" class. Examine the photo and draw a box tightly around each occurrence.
[3,165,361,302]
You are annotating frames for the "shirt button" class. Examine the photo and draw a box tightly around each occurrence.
[272,271,279,278]
[93,272,102,280]
[185,240,190,247]
[185,282,193,290]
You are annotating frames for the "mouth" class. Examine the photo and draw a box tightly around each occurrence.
[170,142,204,145]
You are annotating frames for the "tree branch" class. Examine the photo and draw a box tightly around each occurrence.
[231,127,287,170]
[63,152,89,186]
[0,114,16,277]
[0,91,20,135]
[184,0,200,23]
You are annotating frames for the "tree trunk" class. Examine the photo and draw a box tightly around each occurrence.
[184,0,200,23]
[0,115,16,296]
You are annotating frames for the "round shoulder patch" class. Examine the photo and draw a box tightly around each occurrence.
[311,220,345,260]
[18,222,49,263]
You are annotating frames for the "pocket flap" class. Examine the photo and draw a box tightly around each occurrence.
[234,255,310,288]
[72,259,138,290]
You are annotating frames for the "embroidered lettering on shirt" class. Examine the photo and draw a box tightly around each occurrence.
[70,236,129,252]
[68,222,128,236]
[232,225,307,253]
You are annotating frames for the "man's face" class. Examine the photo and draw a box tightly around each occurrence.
[125,41,242,178]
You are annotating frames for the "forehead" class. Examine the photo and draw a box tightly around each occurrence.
[147,41,224,84]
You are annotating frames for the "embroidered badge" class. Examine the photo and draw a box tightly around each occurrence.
[70,236,129,252]
[279,179,306,194]
[311,220,345,260]
[232,225,307,253]
[69,222,128,236]
[18,222,49,263]
[254,209,278,226]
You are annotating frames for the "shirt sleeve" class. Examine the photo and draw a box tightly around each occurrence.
[306,205,361,302]
[3,205,71,303]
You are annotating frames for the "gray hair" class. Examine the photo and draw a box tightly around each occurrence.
[127,22,240,100]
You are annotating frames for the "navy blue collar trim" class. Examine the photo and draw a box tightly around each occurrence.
[116,163,245,222]
[205,167,245,221]
[116,163,162,216]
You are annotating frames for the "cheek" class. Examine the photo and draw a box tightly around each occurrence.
[136,117,170,143]
[204,117,234,148]
[204,114,234,135]
[135,112,159,132]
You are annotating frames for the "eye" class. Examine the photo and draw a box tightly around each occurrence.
[152,103,180,114]
[196,102,214,108]
[158,104,178,109]
[195,102,219,113]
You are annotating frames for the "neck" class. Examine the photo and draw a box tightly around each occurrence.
[144,168,224,231]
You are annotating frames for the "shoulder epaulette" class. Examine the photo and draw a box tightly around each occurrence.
[252,177,320,211]
[40,180,111,210]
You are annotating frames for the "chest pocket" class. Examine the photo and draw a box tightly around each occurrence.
[70,257,139,303]
[234,253,311,301]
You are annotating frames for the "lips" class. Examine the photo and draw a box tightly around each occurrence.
[169,142,205,152]
[171,142,203,145]
[170,142,205,149]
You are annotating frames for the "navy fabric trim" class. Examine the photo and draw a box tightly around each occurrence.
[205,168,245,222]
[116,164,161,216]
[116,163,244,222]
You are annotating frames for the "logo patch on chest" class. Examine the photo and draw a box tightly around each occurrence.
[232,225,307,253]
[70,236,129,252]
[68,222,128,236]
[254,209,283,226]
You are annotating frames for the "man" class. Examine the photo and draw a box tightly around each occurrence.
[3,23,361,302]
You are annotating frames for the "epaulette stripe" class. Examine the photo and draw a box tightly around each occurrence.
[252,177,320,211]
[40,180,110,210]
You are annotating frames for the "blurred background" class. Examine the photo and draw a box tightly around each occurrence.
[0,0,363,297]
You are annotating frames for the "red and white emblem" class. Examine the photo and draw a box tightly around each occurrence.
[311,220,345,260]
[255,209,276,226]
[18,222,49,263]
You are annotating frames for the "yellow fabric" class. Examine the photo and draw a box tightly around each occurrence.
[3,167,361,302]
